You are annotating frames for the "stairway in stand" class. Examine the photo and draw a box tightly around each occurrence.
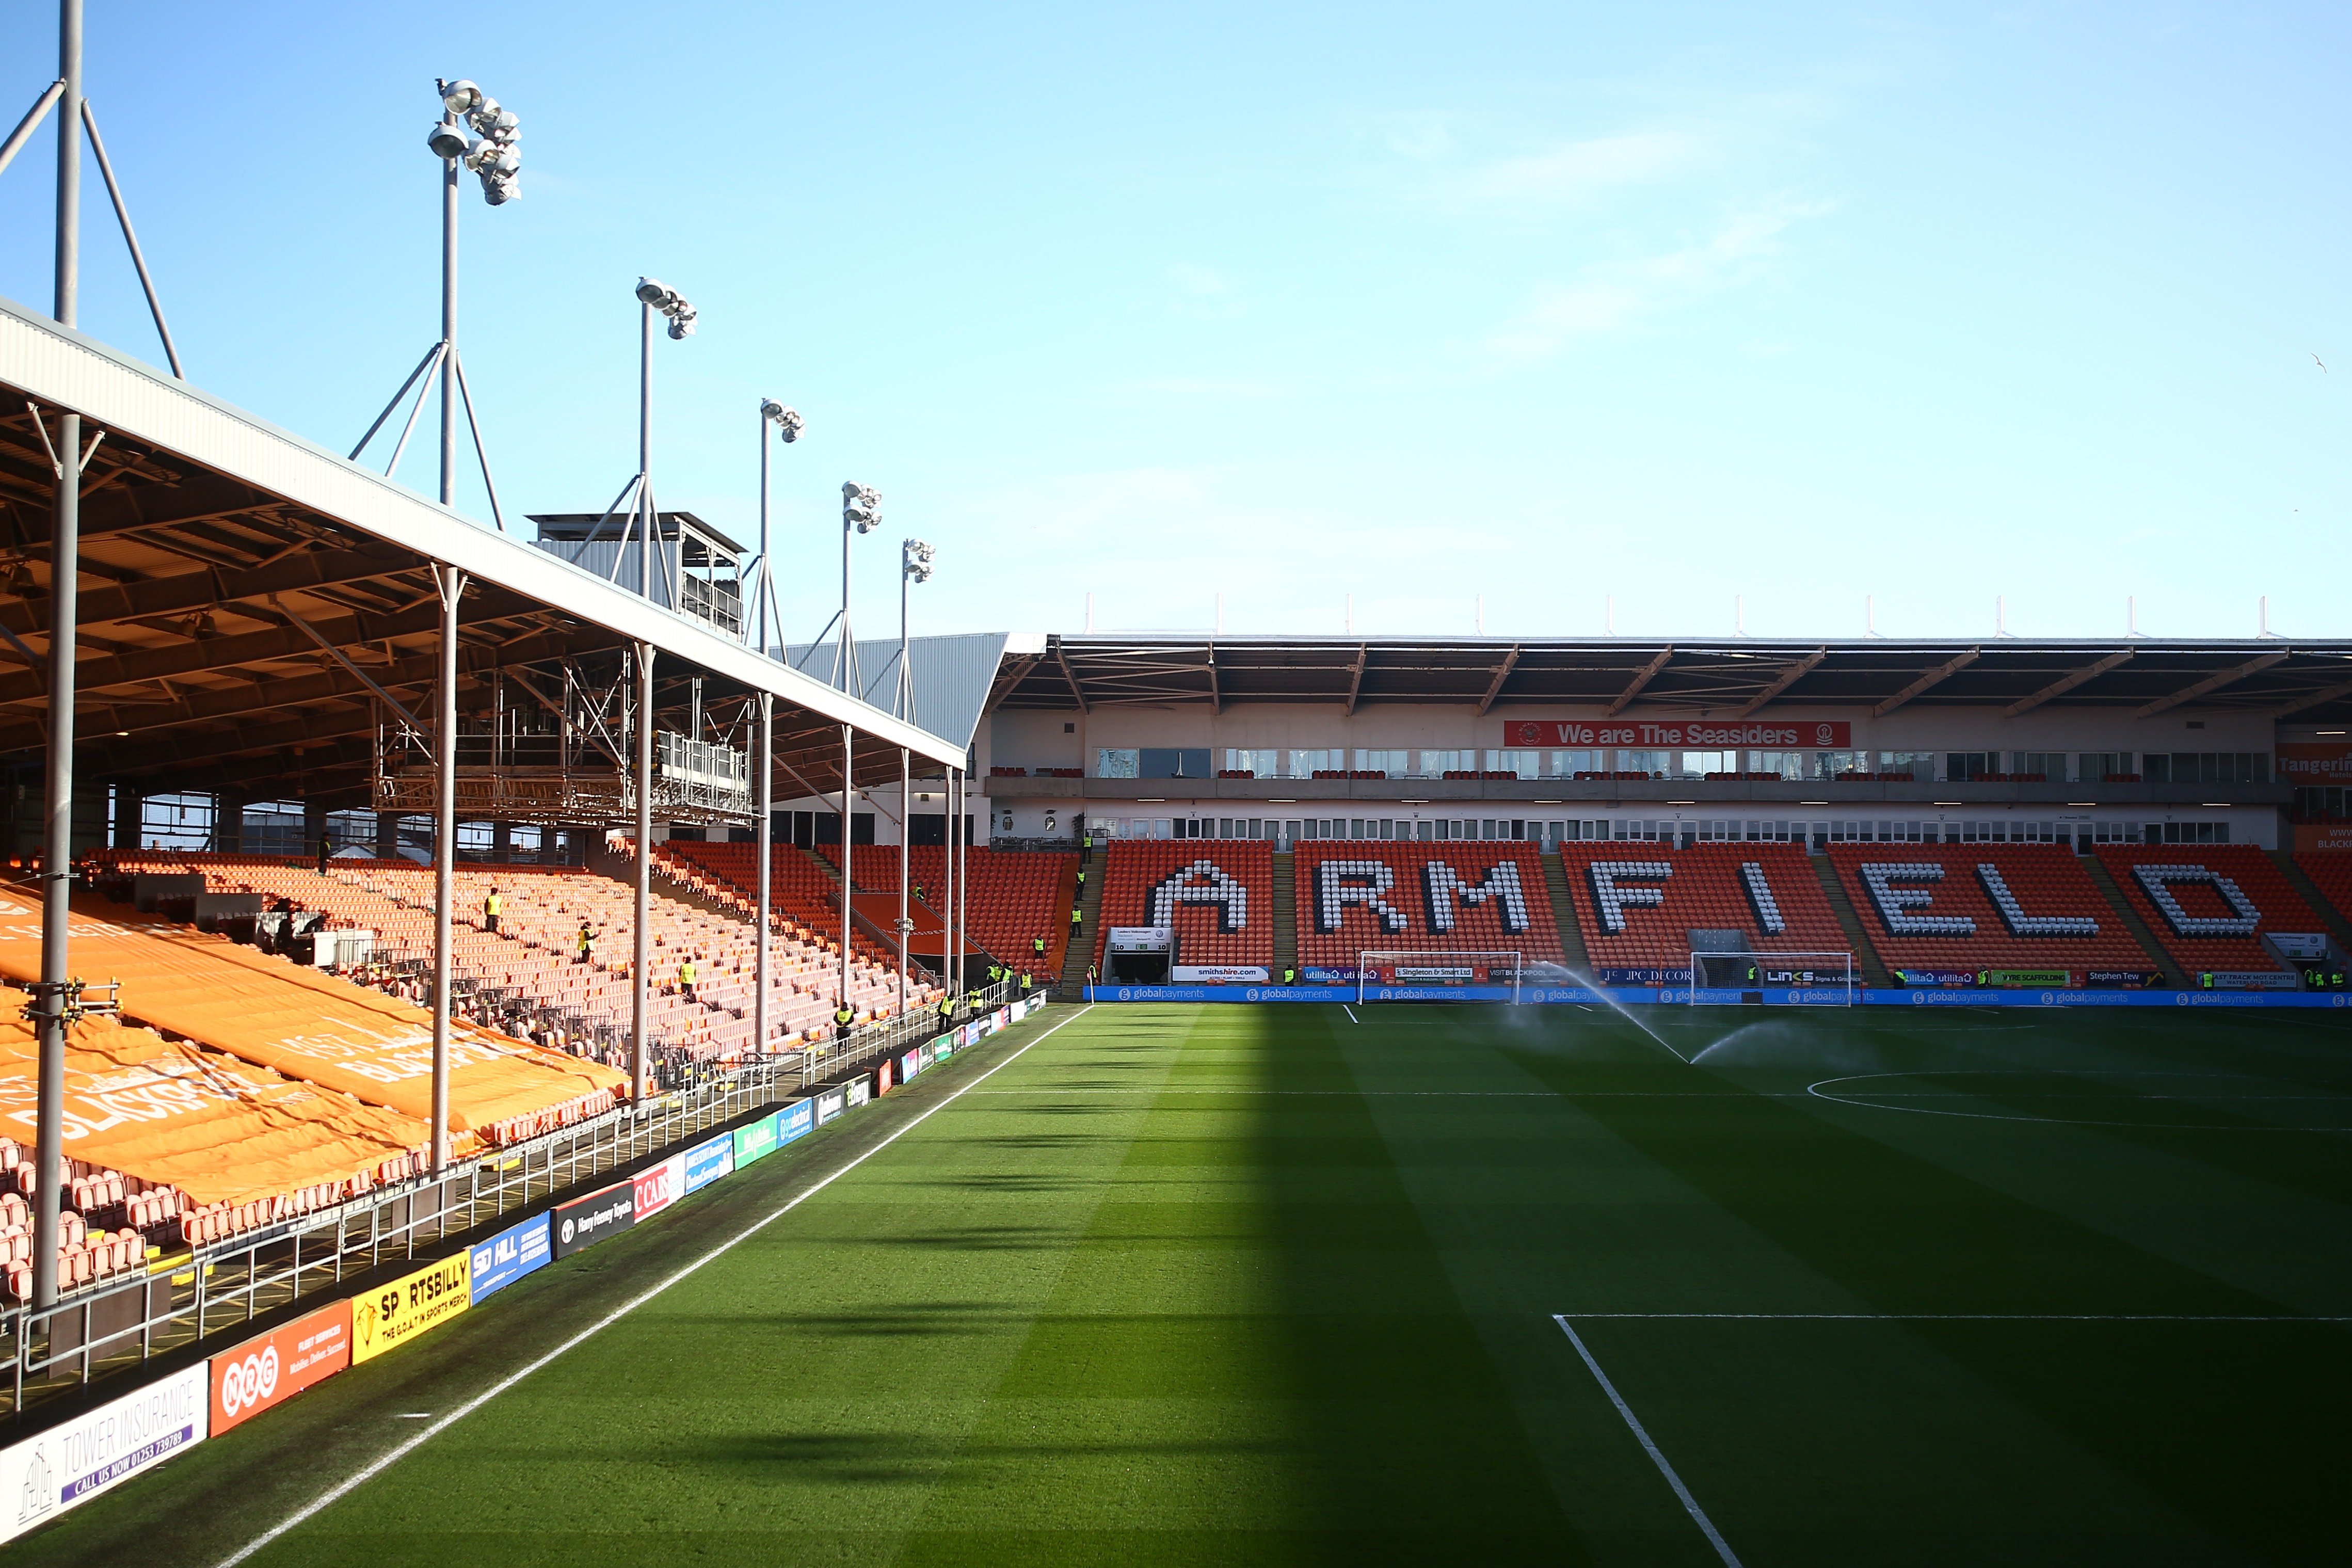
[1809,854,1894,987]
[2271,850,2352,951]
[2083,854,2188,988]
[1540,851,1590,975]
[1270,851,1296,980]
[1055,845,1106,998]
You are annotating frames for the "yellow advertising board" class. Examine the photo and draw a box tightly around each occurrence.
[351,1251,472,1364]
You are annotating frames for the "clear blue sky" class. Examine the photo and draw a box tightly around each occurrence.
[1,3,2343,643]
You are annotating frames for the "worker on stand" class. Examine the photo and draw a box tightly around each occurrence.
[938,990,956,1028]
[835,999,856,1041]
[484,885,502,935]
[317,831,333,877]
[1032,934,1047,964]
[1069,904,1083,942]
[1283,966,1297,986]
[1019,971,1033,997]
[577,922,595,965]
[679,955,697,1004]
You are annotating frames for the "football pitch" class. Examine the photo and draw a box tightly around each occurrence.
[22,999,2352,1566]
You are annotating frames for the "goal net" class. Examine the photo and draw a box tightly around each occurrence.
[1686,950,1857,1005]
[1356,951,1524,1003]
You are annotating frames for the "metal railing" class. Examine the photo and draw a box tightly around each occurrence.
[0,978,1020,1423]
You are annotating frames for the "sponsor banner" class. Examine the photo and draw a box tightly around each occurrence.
[733,1111,782,1167]
[918,1043,936,1073]
[932,1032,956,1060]
[1107,925,1174,952]
[2201,971,2300,991]
[0,1362,210,1543]
[876,1059,894,1094]
[1083,982,2352,1010]
[1980,969,2071,987]
[2268,933,2331,960]
[2294,823,2352,853]
[634,1153,686,1221]
[993,1006,1012,1031]
[900,1047,923,1082]
[1394,966,1475,982]
[1896,969,1977,987]
[1597,966,1689,985]
[845,1074,872,1108]
[352,1251,471,1363]
[1505,719,1851,750]
[1302,966,1362,984]
[549,1182,636,1260]
[683,1133,735,1193]
[1172,965,1269,983]
[958,1022,981,1048]
[469,1213,551,1303]
[815,1086,846,1125]
[2086,970,2156,987]
[777,1098,815,1146]
[210,1300,350,1435]
[2278,742,2352,782]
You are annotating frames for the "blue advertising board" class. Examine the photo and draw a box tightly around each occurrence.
[777,1097,815,1146]
[683,1133,734,1194]
[469,1212,551,1303]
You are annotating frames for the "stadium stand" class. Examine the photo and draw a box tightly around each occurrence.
[2295,853,2352,927]
[1092,840,1276,973]
[654,841,935,1021]
[2096,846,2332,982]
[824,844,1077,979]
[1558,844,1850,983]
[1293,842,1565,970]
[1820,844,2158,986]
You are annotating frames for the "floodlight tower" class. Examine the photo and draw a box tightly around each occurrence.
[752,396,802,1059]
[896,538,935,1014]
[349,79,518,525]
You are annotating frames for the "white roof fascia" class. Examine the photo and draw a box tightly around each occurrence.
[0,295,961,770]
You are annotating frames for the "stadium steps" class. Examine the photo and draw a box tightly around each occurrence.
[1055,844,1105,998]
[1540,852,1591,974]
[589,842,745,924]
[1271,852,1297,978]
[2271,851,2352,950]
[1809,854,1894,987]
[2083,854,2190,988]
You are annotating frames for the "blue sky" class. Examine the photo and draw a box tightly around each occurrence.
[1,3,2343,643]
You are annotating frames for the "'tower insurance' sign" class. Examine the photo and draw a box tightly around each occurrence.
[1506,720,1852,749]
[0,1362,210,1543]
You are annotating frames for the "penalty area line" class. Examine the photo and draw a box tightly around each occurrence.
[215,1004,1098,1568]
[1552,1314,1743,1568]
[1342,1004,1359,1025]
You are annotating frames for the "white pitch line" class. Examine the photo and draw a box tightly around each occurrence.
[216,1004,1098,1568]
[1560,1311,2352,1323]
[1552,1314,1743,1567]
[1343,1004,1359,1025]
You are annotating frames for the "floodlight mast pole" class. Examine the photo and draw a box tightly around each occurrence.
[756,408,772,1057]
[32,0,84,1314]
[631,294,653,1105]
[439,111,457,506]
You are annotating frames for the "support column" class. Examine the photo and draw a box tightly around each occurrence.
[945,768,961,1006]
[429,566,462,1174]
[376,810,401,861]
[897,748,909,1016]
[631,643,653,1101]
[838,725,853,1023]
[755,693,772,1053]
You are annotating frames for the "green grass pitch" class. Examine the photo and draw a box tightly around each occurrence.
[21,999,2352,1566]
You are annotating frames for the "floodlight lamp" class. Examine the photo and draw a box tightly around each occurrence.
[483,173,518,204]
[427,121,470,159]
[471,95,500,125]
[843,483,881,534]
[666,316,694,340]
[762,401,805,442]
[636,278,672,306]
[441,79,482,115]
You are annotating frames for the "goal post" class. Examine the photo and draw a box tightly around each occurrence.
[1356,951,1525,1003]
[1686,950,1856,1005]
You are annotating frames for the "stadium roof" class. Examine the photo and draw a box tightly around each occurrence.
[985,634,2352,723]
[0,294,964,807]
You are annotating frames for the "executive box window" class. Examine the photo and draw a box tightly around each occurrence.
[2012,752,2066,780]
[2078,752,2134,782]
[1354,749,1410,775]
[2142,753,2268,785]
[1096,748,1138,778]
[1877,750,1934,778]
[1945,752,1999,781]
[1141,748,1212,779]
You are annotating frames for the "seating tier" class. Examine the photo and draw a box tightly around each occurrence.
[2095,846,2326,977]
[1822,844,2154,984]
[1293,843,1564,968]
[1560,844,1850,981]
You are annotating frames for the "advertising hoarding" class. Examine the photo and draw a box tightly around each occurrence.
[900,1048,923,1083]
[0,1362,210,1543]
[2278,743,2352,782]
[1505,719,1851,749]
[815,1087,845,1124]
[470,1213,551,1303]
[351,1251,472,1364]
[845,1074,871,1108]
[683,1133,735,1193]
[549,1182,636,1259]
[992,1006,1011,1031]
[917,1043,936,1073]
[733,1111,781,1167]
[210,1299,350,1434]
[777,1098,815,1146]
[1172,966,1268,983]
[876,1059,894,1094]
[931,1033,955,1061]
[633,1153,686,1221]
